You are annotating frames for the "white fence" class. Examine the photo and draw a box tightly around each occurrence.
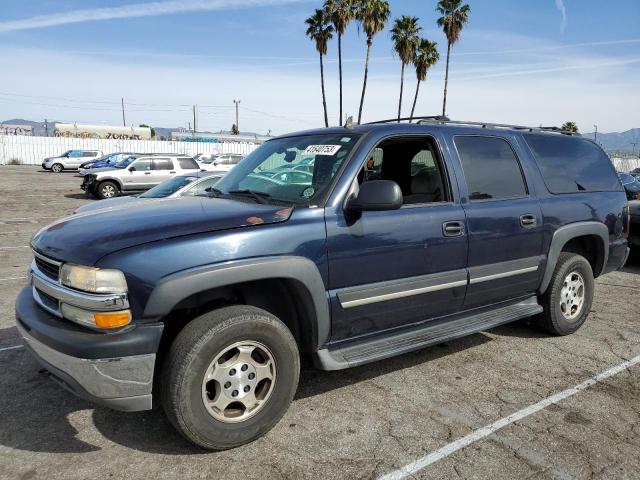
[611,157,640,172]
[0,135,259,165]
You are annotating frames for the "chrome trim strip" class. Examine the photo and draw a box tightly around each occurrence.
[32,250,62,267]
[31,267,129,312]
[338,269,468,309]
[469,256,541,285]
[469,266,539,285]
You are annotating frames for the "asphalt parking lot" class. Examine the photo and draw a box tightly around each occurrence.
[1,165,639,480]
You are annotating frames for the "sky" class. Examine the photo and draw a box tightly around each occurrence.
[0,0,638,135]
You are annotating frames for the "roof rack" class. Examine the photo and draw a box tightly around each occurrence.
[365,115,450,125]
[415,118,581,136]
[365,116,580,136]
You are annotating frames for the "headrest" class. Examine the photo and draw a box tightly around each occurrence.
[411,169,439,194]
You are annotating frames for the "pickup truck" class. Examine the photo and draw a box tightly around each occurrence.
[17,118,629,450]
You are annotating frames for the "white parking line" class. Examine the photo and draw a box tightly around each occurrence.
[0,276,27,282]
[0,246,29,250]
[378,353,640,480]
[0,345,23,352]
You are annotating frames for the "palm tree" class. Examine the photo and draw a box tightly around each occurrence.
[436,0,470,117]
[391,16,421,122]
[355,0,391,124]
[324,0,354,125]
[561,121,579,133]
[409,38,439,121]
[306,9,334,127]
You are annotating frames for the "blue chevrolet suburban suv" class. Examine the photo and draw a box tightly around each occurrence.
[16,118,629,450]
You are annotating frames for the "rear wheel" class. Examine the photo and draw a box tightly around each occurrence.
[97,181,119,199]
[162,305,300,450]
[51,163,63,173]
[537,252,594,335]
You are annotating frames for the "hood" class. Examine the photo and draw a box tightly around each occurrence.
[74,195,141,214]
[90,166,120,174]
[32,197,294,265]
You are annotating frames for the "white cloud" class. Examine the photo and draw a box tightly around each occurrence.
[0,0,308,33]
[555,0,567,33]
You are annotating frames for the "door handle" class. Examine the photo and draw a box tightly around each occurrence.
[169,171,176,174]
[144,171,151,175]
[443,221,465,237]
[520,214,537,228]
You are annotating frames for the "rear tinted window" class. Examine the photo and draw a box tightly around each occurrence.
[455,136,527,201]
[177,157,199,169]
[524,135,621,193]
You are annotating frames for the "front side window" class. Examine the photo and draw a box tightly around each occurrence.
[356,136,449,205]
[68,150,83,158]
[455,136,527,201]
[131,159,152,171]
[214,133,360,206]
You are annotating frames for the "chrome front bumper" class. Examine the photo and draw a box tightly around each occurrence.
[17,322,155,411]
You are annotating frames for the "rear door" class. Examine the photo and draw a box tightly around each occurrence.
[451,134,544,308]
[150,158,175,184]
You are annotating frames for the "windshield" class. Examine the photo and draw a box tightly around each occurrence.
[114,156,137,168]
[213,133,359,206]
[140,176,197,198]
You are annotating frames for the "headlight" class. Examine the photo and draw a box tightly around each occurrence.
[60,264,128,294]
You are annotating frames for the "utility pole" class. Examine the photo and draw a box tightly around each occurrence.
[44,119,49,137]
[193,105,198,137]
[121,98,126,127]
[593,124,598,144]
[631,142,638,155]
[233,99,241,134]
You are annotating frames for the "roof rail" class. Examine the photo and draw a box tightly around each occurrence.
[415,118,581,136]
[364,115,580,136]
[365,115,450,125]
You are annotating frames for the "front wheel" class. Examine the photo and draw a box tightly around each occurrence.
[537,252,594,335]
[161,305,300,450]
[96,181,119,199]
[51,163,63,173]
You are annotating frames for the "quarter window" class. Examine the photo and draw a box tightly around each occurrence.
[455,136,527,201]
[177,157,199,169]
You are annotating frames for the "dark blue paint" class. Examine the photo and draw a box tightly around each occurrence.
[28,122,629,350]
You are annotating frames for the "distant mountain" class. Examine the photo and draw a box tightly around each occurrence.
[583,128,640,154]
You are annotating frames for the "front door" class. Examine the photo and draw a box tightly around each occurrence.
[451,134,544,308]
[123,158,153,190]
[326,135,468,342]
[150,158,176,184]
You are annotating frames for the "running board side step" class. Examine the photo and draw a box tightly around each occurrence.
[314,297,542,371]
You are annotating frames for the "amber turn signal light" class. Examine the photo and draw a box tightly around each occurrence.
[93,311,132,329]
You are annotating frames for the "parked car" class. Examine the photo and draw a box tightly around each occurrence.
[198,154,244,172]
[81,155,201,199]
[74,171,225,214]
[78,152,139,176]
[617,172,640,200]
[42,150,103,172]
[18,119,629,451]
[628,200,640,249]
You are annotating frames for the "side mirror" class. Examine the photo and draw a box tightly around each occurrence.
[345,180,403,212]
[128,166,136,172]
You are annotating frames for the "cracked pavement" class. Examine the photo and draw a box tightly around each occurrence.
[1,166,639,480]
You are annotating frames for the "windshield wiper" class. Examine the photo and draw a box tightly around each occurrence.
[227,189,271,204]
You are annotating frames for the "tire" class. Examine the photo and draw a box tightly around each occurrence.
[161,305,300,450]
[51,163,63,173]
[537,252,594,335]
[96,181,119,199]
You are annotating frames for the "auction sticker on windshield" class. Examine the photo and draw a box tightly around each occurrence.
[304,145,341,155]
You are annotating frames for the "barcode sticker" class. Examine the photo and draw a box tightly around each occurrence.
[304,145,342,155]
